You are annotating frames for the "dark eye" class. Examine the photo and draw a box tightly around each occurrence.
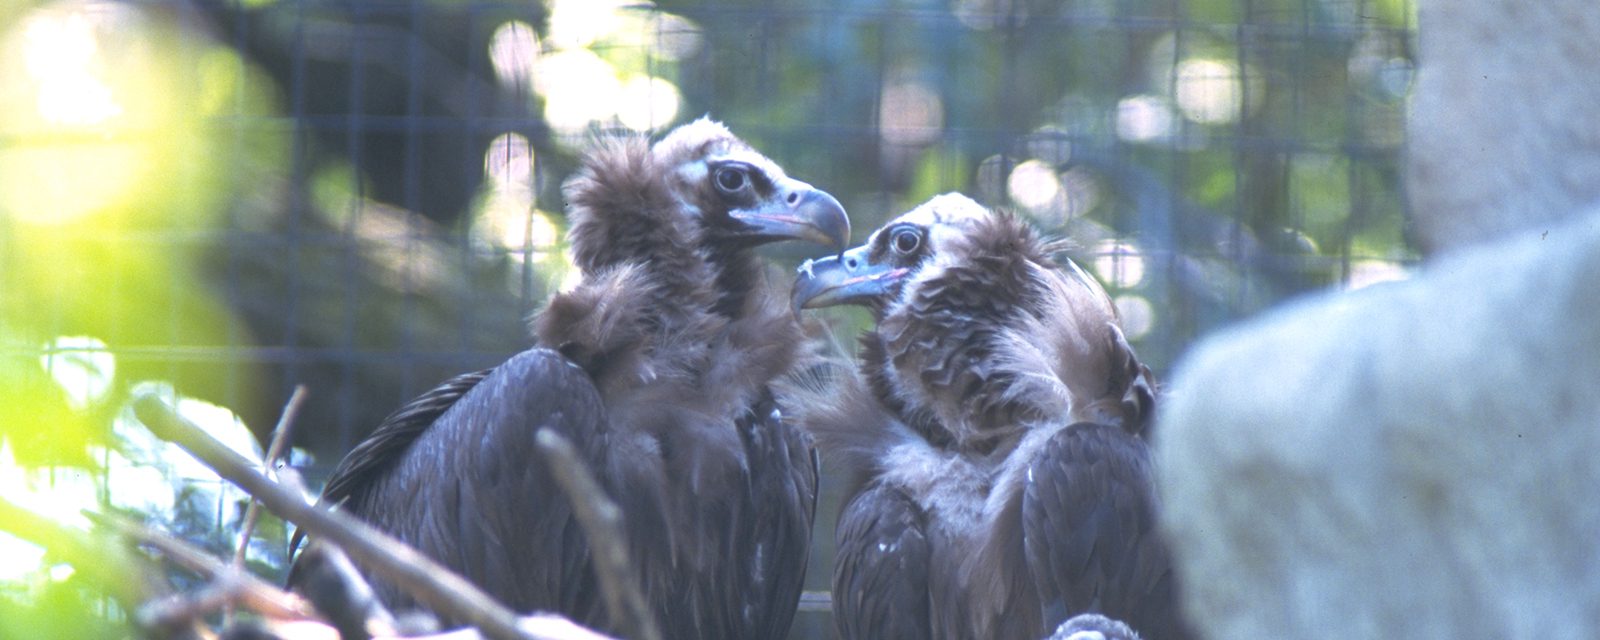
[892,228,921,254]
[714,167,747,194]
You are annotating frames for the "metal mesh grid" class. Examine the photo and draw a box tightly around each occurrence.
[0,0,1415,635]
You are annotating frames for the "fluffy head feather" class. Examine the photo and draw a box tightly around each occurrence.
[537,117,835,412]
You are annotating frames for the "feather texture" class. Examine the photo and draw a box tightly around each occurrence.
[292,118,826,639]
[797,194,1191,640]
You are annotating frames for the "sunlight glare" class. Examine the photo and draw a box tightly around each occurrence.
[39,336,115,410]
[536,48,623,136]
[0,532,47,582]
[546,0,635,50]
[0,442,97,532]
[23,10,122,126]
[617,76,682,132]
[1115,95,1174,143]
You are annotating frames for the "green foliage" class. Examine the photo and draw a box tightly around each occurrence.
[0,579,126,640]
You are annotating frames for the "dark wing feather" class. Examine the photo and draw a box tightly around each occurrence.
[732,391,819,639]
[832,482,932,640]
[288,368,492,555]
[295,348,610,626]
[1022,422,1192,640]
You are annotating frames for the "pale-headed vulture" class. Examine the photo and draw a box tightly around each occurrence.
[790,193,1189,640]
[290,118,848,639]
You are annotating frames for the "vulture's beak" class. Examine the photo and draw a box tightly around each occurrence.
[730,179,851,250]
[792,244,905,310]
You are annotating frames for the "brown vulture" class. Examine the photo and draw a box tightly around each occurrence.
[790,193,1189,640]
[289,118,848,639]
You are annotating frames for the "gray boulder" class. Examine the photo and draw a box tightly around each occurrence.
[1407,0,1600,254]
[1156,210,1600,639]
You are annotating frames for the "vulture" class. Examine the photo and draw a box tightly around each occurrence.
[290,118,848,639]
[790,193,1190,640]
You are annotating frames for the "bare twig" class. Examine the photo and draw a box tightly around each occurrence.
[85,511,318,621]
[237,386,308,563]
[138,571,251,630]
[131,393,567,640]
[230,385,308,625]
[535,430,662,640]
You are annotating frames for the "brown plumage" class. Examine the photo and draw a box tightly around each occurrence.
[790,193,1185,640]
[291,118,848,639]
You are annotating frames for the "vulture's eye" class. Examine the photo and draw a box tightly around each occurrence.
[891,228,922,254]
[714,166,749,194]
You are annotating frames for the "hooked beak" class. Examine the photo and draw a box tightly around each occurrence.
[792,243,906,310]
[730,180,851,251]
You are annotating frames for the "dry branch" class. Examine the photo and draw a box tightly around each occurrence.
[534,430,663,640]
[229,385,308,626]
[86,511,318,621]
[236,385,309,564]
[131,393,602,640]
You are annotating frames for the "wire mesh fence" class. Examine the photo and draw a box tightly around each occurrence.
[0,0,1415,636]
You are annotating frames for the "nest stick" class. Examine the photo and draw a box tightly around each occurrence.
[534,430,662,640]
[228,384,309,625]
[85,511,317,621]
[131,393,536,640]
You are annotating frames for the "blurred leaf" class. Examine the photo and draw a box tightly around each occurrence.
[0,580,125,640]
[0,341,96,469]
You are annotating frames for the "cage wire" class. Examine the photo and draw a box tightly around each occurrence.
[0,0,1415,636]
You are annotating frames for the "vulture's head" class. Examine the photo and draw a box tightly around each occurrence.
[543,118,849,384]
[564,117,848,282]
[653,118,849,252]
[793,193,1152,450]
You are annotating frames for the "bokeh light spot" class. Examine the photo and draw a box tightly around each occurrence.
[536,48,622,137]
[546,0,633,50]
[880,78,944,146]
[1175,59,1243,124]
[489,20,540,92]
[1115,95,1174,143]
[1007,159,1065,222]
[617,76,682,132]
[1092,240,1147,289]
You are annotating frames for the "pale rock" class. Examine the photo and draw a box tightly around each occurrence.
[1156,210,1600,639]
[1407,1,1600,253]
